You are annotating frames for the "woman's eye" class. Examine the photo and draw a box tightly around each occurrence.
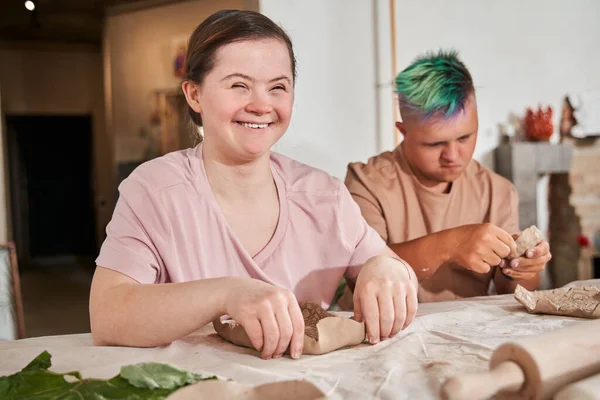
[232,83,247,89]
[271,85,285,91]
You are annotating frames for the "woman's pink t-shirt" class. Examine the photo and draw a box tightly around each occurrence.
[96,144,385,309]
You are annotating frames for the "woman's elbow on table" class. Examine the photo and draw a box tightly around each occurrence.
[89,266,152,347]
[89,290,121,346]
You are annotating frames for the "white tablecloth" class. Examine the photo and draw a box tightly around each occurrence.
[2,280,599,399]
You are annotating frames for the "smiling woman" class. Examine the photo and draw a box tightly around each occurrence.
[182,35,294,161]
[89,9,418,360]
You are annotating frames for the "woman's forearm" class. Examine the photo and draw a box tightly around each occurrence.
[90,267,243,347]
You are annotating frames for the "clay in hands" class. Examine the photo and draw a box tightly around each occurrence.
[509,225,543,259]
[213,302,366,356]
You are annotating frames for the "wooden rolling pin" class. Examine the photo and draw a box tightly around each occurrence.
[441,319,600,400]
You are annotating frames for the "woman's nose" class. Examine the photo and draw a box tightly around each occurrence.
[245,92,272,115]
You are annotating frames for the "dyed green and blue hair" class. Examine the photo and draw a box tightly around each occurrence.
[394,49,474,120]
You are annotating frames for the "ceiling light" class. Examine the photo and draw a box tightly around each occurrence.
[25,1,35,11]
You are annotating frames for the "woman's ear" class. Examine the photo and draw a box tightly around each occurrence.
[395,121,407,137]
[181,81,202,113]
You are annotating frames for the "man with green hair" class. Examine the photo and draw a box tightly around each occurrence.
[344,50,551,303]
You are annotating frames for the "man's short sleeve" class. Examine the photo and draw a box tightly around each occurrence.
[344,163,388,242]
[496,183,520,235]
[337,183,387,282]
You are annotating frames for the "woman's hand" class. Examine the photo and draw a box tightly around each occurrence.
[223,278,305,360]
[353,255,418,344]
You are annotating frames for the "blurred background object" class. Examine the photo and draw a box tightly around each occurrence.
[523,106,554,142]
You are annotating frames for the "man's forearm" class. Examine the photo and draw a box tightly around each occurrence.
[388,230,455,281]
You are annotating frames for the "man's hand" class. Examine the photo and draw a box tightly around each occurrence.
[450,223,517,274]
[500,237,551,280]
[353,255,418,344]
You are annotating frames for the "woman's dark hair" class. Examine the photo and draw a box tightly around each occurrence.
[184,9,296,128]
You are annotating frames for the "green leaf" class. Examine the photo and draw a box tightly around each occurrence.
[22,350,52,371]
[0,351,217,399]
[120,363,216,389]
[0,369,83,399]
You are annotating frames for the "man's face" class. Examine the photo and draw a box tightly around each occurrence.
[397,94,478,188]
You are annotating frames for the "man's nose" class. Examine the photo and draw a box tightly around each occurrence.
[442,142,459,163]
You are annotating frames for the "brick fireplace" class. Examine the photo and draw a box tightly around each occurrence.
[495,138,600,288]
[549,136,600,287]
[495,142,572,230]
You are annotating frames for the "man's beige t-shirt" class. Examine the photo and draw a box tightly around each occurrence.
[345,145,519,302]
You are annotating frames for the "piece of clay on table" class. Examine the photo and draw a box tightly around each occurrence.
[166,379,326,400]
[514,284,600,319]
[508,225,543,259]
[213,302,367,355]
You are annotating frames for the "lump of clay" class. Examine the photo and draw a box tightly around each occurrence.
[508,225,543,259]
[514,284,600,319]
[213,302,366,355]
[167,379,325,400]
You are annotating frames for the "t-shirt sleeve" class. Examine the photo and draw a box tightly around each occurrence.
[95,175,168,284]
[344,163,388,241]
[496,184,520,235]
[337,183,387,282]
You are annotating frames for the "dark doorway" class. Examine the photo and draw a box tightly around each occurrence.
[6,115,97,267]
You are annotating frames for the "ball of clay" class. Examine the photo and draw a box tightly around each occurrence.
[508,225,543,259]
[213,302,366,355]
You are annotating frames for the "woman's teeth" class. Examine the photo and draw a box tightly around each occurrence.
[239,122,269,129]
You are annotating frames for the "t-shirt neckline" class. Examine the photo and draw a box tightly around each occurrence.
[191,143,288,267]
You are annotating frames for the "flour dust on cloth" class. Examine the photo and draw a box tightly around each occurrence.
[213,302,366,355]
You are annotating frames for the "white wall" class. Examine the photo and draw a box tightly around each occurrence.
[259,0,380,179]
[260,0,600,179]
[391,0,600,169]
